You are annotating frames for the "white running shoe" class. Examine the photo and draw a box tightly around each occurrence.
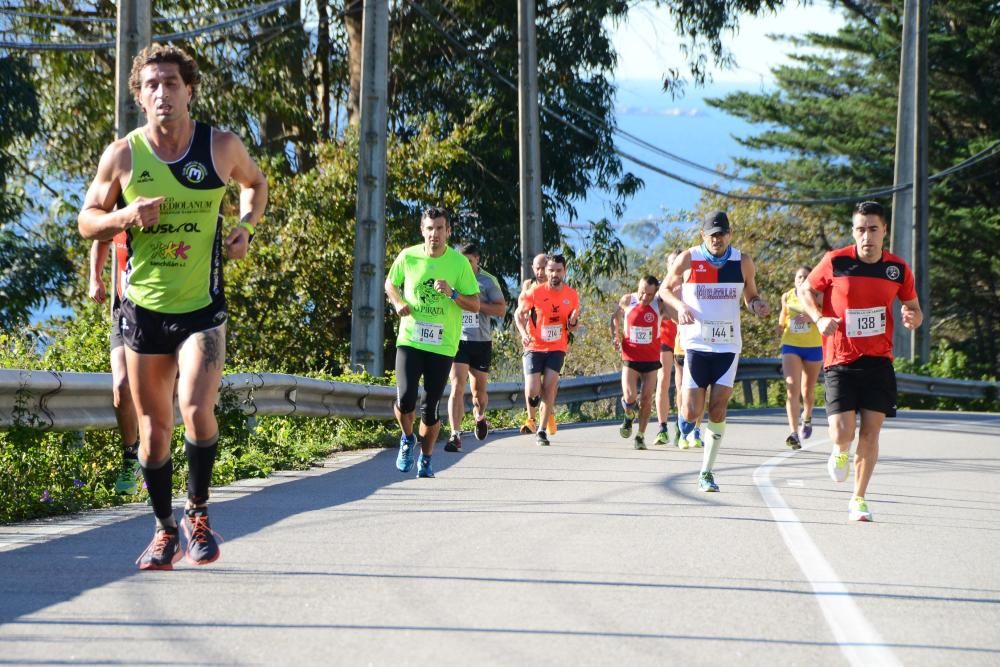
[849,496,872,522]
[827,450,850,483]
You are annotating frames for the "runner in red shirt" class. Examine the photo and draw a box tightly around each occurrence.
[799,201,922,522]
[654,250,681,446]
[611,275,668,449]
[89,234,141,495]
[514,255,580,447]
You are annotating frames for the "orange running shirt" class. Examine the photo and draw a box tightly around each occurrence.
[523,283,580,353]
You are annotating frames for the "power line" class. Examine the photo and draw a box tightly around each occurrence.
[405,0,1000,206]
[0,0,296,51]
[0,1,291,25]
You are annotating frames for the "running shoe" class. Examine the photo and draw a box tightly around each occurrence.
[396,433,416,472]
[848,496,872,522]
[827,450,850,482]
[633,434,646,450]
[677,433,690,449]
[800,418,813,440]
[114,458,142,495]
[536,430,550,446]
[417,456,435,478]
[520,417,537,435]
[547,412,558,434]
[654,426,669,446]
[619,412,634,439]
[621,398,637,419]
[698,471,719,492]
[444,432,462,452]
[785,433,802,450]
[136,527,181,570]
[182,507,222,565]
[474,418,489,441]
[689,428,704,448]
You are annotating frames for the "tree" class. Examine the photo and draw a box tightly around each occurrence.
[706,0,1000,376]
[0,55,74,331]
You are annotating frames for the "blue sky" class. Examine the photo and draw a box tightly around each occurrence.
[570,2,845,231]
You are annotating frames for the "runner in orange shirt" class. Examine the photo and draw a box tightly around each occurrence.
[514,255,580,447]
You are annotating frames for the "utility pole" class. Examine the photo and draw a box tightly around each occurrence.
[891,0,931,363]
[115,0,151,138]
[913,0,931,363]
[517,0,543,282]
[349,0,389,375]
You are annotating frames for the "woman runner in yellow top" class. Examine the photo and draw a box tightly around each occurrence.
[776,266,823,449]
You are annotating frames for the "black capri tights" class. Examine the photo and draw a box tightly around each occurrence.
[395,345,454,426]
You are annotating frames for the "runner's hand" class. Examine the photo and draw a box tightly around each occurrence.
[224,226,251,260]
[568,309,579,328]
[612,335,621,352]
[521,333,532,348]
[816,316,840,336]
[433,280,452,295]
[676,304,695,325]
[750,297,770,317]
[89,279,106,305]
[901,304,921,330]
[122,196,164,231]
[395,303,411,317]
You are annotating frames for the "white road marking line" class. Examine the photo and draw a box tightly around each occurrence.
[753,439,901,667]
[786,479,805,487]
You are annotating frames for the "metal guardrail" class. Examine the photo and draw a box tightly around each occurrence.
[1,360,995,432]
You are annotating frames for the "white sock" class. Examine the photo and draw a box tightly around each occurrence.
[701,420,726,473]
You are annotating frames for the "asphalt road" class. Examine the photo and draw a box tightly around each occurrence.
[1,409,998,666]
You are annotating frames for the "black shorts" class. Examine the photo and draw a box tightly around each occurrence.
[824,356,897,417]
[454,340,492,373]
[110,297,124,350]
[624,360,662,374]
[660,343,674,353]
[522,350,566,375]
[120,297,228,355]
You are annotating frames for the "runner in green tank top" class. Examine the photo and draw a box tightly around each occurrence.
[78,45,268,571]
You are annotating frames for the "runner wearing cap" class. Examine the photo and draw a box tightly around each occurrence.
[658,211,770,492]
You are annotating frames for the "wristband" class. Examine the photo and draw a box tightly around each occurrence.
[238,221,256,243]
[450,288,458,301]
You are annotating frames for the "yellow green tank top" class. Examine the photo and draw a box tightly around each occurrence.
[121,122,227,314]
[780,287,822,347]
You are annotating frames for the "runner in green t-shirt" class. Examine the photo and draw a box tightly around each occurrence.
[385,207,480,478]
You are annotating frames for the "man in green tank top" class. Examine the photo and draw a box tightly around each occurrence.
[78,44,267,571]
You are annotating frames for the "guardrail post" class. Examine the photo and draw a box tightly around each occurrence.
[756,380,768,406]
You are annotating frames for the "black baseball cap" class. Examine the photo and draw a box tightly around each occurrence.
[702,211,731,235]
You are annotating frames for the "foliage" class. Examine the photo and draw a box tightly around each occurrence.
[706,0,1000,376]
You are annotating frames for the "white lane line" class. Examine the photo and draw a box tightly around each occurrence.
[753,439,901,667]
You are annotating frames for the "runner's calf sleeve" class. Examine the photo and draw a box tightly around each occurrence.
[528,395,542,408]
[679,417,695,437]
[139,455,174,523]
[185,433,219,505]
[701,420,726,474]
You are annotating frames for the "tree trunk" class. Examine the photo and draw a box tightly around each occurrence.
[316,0,331,140]
[344,0,364,127]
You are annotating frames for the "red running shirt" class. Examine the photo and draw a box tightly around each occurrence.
[659,318,677,348]
[523,283,580,353]
[621,294,661,362]
[807,246,916,367]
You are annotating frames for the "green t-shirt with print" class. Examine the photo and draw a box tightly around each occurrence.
[388,244,480,357]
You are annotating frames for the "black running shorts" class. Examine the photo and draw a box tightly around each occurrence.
[624,360,662,374]
[454,340,492,373]
[522,351,566,375]
[824,355,897,417]
[120,297,228,355]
